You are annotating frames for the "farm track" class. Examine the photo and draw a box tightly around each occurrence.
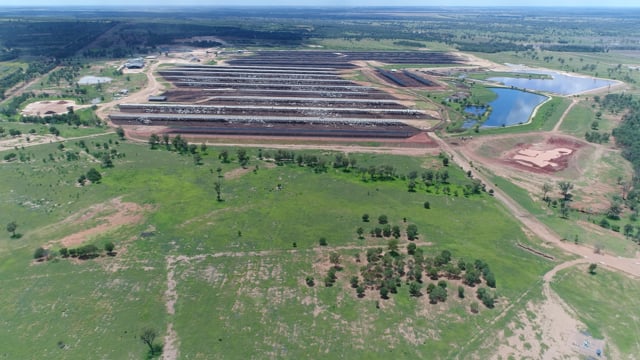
[432,132,640,279]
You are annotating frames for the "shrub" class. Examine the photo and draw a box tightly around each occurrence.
[305,276,315,287]
[319,237,328,246]
[34,247,48,259]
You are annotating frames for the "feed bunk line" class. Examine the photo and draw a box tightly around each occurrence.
[159,70,340,78]
[172,80,371,91]
[109,112,409,126]
[175,64,338,72]
[119,104,425,117]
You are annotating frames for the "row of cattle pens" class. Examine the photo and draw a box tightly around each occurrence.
[110,51,460,139]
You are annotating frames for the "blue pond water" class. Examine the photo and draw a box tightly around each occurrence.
[464,106,486,116]
[488,68,616,95]
[464,88,547,129]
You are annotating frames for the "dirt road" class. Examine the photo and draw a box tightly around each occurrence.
[551,98,579,133]
[430,132,640,278]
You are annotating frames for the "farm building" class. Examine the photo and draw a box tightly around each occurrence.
[125,58,145,69]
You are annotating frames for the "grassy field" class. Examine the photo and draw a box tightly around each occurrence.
[0,134,557,359]
[552,265,640,356]
[489,173,637,257]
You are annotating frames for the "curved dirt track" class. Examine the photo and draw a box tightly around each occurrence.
[431,132,640,279]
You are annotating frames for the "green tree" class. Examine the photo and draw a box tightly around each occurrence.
[470,302,479,313]
[588,263,597,275]
[86,168,102,183]
[148,134,160,149]
[558,181,574,201]
[423,201,430,209]
[379,286,389,299]
[193,153,202,166]
[458,285,465,298]
[378,214,388,225]
[485,272,496,288]
[60,247,69,258]
[542,182,552,202]
[140,328,161,357]
[237,149,249,168]
[407,242,417,255]
[408,179,416,192]
[356,285,365,298]
[329,252,341,269]
[560,202,570,219]
[362,213,370,222]
[104,241,115,254]
[101,153,113,168]
[115,127,125,140]
[6,221,17,238]
[34,247,48,259]
[356,227,364,239]
[214,180,222,202]
[350,276,359,288]
[406,224,418,240]
[382,224,391,237]
[391,225,401,239]
[387,239,399,254]
[429,285,447,303]
[319,237,328,246]
[607,201,622,220]
[409,281,422,297]
[219,150,229,163]
[305,276,315,287]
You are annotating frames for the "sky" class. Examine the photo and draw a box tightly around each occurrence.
[2,0,640,7]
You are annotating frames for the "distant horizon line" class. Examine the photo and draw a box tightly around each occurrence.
[0,5,639,8]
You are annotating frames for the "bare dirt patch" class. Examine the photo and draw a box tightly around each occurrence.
[21,100,90,116]
[501,136,583,174]
[52,197,149,248]
[0,133,58,152]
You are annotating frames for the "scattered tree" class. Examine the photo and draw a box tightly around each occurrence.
[407,242,417,255]
[588,263,598,275]
[458,285,465,298]
[378,214,388,225]
[86,168,102,183]
[470,302,479,313]
[558,181,574,201]
[429,285,447,303]
[214,180,222,202]
[140,328,161,357]
[104,241,115,254]
[237,149,249,168]
[329,252,341,269]
[362,213,370,222]
[406,224,418,240]
[319,237,328,246]
[305,276,315,287]
[409,281,422,297]
[34,247,48,259]
[148,134,160,149]
[115,127,125,140]
[218,150,229,163]
[542,182,552,202]
[356,227,364,239]
[6,221,17,238]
